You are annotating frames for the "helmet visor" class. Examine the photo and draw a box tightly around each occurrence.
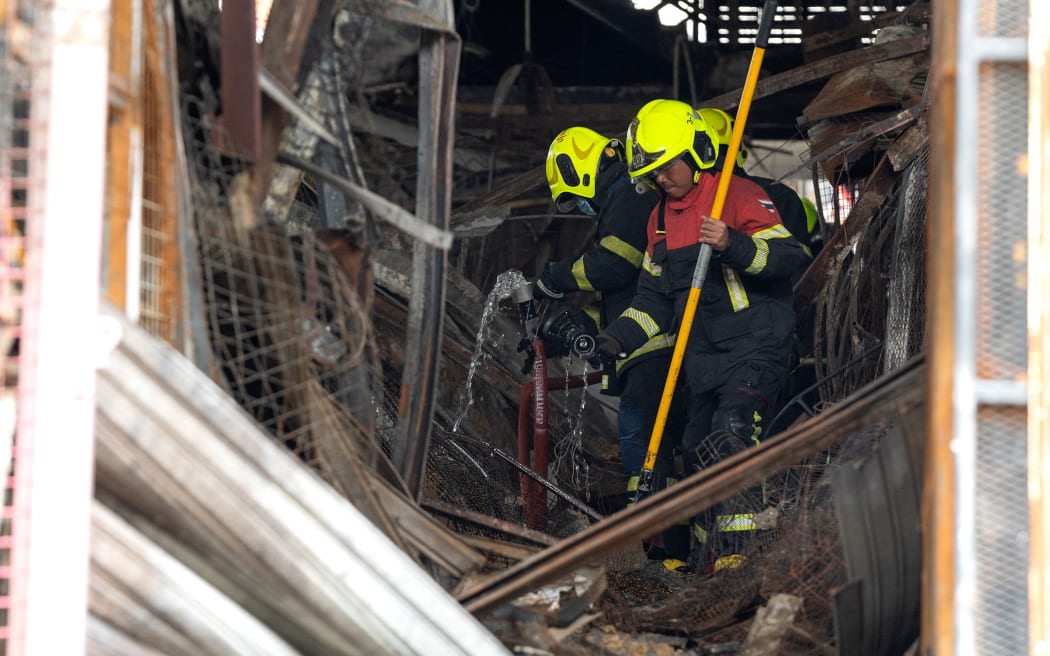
[555,194,597,216]
[555,194,578,213]
[627,118,667,177]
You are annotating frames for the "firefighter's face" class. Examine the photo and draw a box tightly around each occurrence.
[652,157,695,199]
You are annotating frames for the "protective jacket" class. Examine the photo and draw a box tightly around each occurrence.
[744,173,816,266]
[542,161,673,391]
[603,171,808,394]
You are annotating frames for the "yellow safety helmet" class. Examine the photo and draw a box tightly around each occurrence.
[545,127,623,212]
[696,106,749,168]
[626,99,719,181]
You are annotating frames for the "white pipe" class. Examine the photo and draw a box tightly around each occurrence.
[952,0,979,653]
[10,1,112,654]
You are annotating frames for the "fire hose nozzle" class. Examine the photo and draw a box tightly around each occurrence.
[571,333,596,359]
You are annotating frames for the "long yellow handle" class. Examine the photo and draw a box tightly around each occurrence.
[638,1,778,482]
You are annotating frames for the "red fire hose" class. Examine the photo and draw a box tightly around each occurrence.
[517,339,602,530]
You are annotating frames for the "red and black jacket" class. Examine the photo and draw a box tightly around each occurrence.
[604,171,808,393]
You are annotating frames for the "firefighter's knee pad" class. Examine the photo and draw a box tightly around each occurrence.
[711,405,763,446]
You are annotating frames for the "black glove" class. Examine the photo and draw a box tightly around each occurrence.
[517,337,536,375]
[593,332,625,366]
[532,263,564,301]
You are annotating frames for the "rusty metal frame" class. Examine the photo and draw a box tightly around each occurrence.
[220,0,260,161]
[389,1,462,500]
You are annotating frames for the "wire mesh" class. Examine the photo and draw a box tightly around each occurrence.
[0,4,33,649]
[973,52,1029,654]
[162,2,936,652]
[174,1,381,486]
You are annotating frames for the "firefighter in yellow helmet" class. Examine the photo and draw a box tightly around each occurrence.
[594,100,809,572]
[535,125,688,560]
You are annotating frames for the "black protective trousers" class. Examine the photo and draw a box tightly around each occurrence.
[679,356,786,566]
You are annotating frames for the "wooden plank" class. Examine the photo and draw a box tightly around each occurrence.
[925,0,959,648]
[144,0,182,344]
[94,308,511,655]
[87,617,169,656]
[887,118,929,172]
[702,35,929,111]
[367,476,487,577]
[802,50,927,122]
[90,501,300,656]
[252,0,321,206]
[783,101,927,181]
[802,3,930,55]
[458,534,539,563]
[104,0,135,310]
[423,499,558,547]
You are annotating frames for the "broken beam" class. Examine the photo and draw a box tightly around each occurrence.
[703,34,929,111]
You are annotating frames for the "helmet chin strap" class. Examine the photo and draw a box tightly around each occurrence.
[693,170,701,184]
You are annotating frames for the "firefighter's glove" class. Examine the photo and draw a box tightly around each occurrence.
[517,337,536,375]
[593,332,625,367]
[532,263,565,301]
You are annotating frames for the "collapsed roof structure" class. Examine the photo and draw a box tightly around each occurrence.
[0,0,1045,654]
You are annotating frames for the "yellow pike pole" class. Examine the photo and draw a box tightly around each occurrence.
[632,0,779,502]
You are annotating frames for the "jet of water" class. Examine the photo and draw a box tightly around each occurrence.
[451,269,528,432]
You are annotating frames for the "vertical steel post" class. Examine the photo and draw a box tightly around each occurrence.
[8,0,112,653]
[393,1,462,499]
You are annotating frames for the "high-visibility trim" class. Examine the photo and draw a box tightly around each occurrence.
[723,266,750,311]
[626,475,640,508]
[750,410,762,446]
[745,224,793,274]
[642,252,662,276]
[623,307,661,338]
[571,259,595,291]
[754,224,793,240]
[601,373,610,391]
[694,523,709,544]
[599,235,644,268]
[717,513,757,532]
[616,333,675,371]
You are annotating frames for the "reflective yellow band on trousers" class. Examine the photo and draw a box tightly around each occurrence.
[716,513,757,532]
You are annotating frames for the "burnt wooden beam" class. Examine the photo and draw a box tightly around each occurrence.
[423,499,558,548]
[802,2,930,55]
[252,0,322,206]
[793,153,898,317]
[703,34,929,111]
[453,165,546,215]
[782,100,928,181]
[458,358,926,614]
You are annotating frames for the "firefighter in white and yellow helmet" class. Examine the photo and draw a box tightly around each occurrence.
[536,125,688,561]
[595,99,809,572]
